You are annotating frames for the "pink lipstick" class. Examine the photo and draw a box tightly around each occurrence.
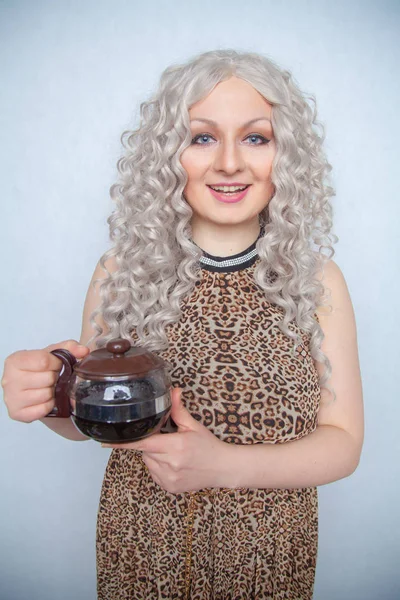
[207,185,250,204]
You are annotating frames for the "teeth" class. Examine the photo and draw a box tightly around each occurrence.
[209,185,248,192]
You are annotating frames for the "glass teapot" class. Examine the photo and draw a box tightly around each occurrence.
[46,338,173,443]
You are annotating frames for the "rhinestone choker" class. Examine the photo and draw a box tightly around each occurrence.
[199,228,263,273]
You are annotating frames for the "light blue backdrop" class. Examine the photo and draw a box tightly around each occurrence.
[1,0,399,598]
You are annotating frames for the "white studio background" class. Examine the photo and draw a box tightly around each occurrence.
[1,1,399,599]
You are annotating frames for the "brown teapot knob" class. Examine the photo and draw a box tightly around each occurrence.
[106,338,131,356]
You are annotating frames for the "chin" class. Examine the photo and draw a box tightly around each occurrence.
[205,211,261,226]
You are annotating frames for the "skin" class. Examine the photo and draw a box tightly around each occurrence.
[100,78,364,492]
[2,340,90,441]
[2,77,364,491]
[180,76,276,256]
[99,256,364,492]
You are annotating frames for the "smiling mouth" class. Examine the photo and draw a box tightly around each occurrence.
[206,184,251,204]
[207,184,250,195]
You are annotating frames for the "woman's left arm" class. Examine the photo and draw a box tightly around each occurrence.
[227,259,364,489]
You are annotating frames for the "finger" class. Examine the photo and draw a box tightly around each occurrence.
[142,451,174,466]
[151,474,163,488]
[45,339,90,357]
[137,432,185,453]
[141,455,168,489]
[170,387,198,432]
[6,350,67,374]
[171,387,182,404]
[102,433,174,452]
[141,454,182,493]
[141,454,161,471]
[142,457,164,488]
[7,387,56,412]
[101,442,138,449]
[8,341,89,374]
[11,398,56,423]
[17,370,59,391]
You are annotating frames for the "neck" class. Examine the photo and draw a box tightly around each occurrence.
[191,218,261,256]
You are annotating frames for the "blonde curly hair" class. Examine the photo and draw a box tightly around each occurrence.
[90,49,336,390]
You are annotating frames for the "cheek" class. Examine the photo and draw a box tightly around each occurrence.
[180,149,210,181]
[250,149,275,182]
[180,150,198,173]
[261,158,276,185]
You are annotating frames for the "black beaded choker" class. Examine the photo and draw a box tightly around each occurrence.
[199,228,264,273]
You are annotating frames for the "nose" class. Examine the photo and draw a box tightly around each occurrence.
[213,138,245,174]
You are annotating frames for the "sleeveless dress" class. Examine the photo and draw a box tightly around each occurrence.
[96,236,321,600]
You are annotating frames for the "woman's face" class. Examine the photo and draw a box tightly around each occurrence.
[180,76,276,229]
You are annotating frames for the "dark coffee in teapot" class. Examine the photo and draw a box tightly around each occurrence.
[48,338,173,443]
[72,410,170,443]
[71,377,171,442]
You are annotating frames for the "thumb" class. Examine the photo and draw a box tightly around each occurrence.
[45,339,90,360]
[170,388,199,432]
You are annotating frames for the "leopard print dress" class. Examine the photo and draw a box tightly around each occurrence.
[96,238,321,600]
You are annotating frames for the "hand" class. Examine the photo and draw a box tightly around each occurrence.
[1,340,90,423]
[102,388,233,494]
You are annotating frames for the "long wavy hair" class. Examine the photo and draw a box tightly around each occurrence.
[90,49,336,392]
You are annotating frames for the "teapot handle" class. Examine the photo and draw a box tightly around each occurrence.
[46,349,77,418]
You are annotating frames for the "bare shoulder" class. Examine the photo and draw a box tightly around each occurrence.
[92,255,118,279]
[314,257,364,456]
[315,256,358,365]
[316,258,352,318]
[80,255,118,348]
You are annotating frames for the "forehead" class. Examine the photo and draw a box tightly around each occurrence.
[188,76,272,120]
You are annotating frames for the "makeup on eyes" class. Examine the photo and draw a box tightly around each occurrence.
[190,133,271,145]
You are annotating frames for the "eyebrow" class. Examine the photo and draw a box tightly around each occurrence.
[190,117,272,127]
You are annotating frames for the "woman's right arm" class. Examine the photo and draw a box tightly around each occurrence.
[1,258,116,441]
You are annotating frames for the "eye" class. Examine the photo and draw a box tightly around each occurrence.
[244,134,270,145]
[191,133,215,145]
[190,132,270,146]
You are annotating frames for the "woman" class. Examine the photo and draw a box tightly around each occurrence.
[2,49,364,599]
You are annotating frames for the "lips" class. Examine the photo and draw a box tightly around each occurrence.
[208,186,249,195]
[207,183,250,190]
[207,184,251,204]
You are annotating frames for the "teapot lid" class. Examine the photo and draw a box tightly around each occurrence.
[75,338,168,380]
